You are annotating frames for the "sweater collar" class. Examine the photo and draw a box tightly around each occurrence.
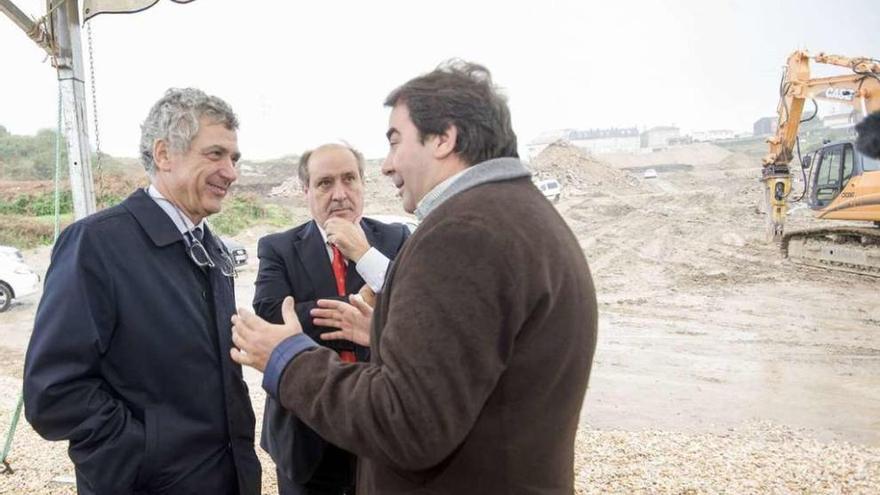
[414,157,531,220]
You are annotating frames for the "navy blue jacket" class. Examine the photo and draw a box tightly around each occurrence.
[23,189,261,494]
[253,218,409,485]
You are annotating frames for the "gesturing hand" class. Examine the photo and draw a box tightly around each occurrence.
[230,296,303,372]
[311,294,374,347]
[358,284,376,307]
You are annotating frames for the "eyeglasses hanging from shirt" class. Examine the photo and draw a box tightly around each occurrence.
[147,190,237,278]
[183,226,237,278]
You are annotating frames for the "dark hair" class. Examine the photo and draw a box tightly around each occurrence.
[856,111,880,160]
[384,59,518,166]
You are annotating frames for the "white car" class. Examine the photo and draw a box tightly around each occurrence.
[643,168,658,179]
[0,246,41,312]
[534,178,562,202]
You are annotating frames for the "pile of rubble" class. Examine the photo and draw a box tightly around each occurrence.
[269,177,301,197]
[529,141,642,193]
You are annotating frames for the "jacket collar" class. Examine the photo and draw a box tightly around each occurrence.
[415,157,531,220]
[122,189,186,247]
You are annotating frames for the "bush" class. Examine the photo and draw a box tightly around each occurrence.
[210,193,290,235]
[0,190,74,216]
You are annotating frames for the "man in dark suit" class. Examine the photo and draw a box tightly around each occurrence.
[23,88,261,494]
[253,143,409,495]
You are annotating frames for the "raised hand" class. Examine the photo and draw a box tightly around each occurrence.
[311,294,374,347]
[230,296,303,371]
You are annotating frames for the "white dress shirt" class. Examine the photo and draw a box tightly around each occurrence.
[146,185,207,235]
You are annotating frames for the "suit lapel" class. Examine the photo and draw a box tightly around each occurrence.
[295,221,338,296]
[361,218,380,245]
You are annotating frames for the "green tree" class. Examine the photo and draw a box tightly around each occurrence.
[0,127,67,179]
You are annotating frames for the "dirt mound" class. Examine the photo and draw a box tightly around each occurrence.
[530,141,642,192]
[602,142,733,169]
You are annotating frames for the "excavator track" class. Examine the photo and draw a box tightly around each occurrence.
[782,227,880,278]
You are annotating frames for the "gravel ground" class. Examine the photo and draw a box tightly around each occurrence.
[574,422,880,494]
[2,413,879,494]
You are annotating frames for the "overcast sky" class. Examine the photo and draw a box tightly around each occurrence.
[2,0,879,160]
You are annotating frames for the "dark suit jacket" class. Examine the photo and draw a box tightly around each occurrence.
[253,218,409,485]
[23,189,261,495]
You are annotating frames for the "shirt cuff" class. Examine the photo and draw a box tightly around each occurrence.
[262,333,318,400]
[355,247,390,293]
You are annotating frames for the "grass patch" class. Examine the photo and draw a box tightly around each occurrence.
[210,193,291,236]
[0,214,65,249]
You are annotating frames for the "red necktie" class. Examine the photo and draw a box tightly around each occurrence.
[331,245,357,363]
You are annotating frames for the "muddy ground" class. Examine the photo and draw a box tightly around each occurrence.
[0,143,877,493]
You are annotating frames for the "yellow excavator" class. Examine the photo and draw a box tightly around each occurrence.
[762,50,880,276]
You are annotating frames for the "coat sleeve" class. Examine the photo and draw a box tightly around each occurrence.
[252,236,351,351]
[276,217,530,471]
[23,223,146,492]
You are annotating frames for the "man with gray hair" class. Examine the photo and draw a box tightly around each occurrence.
[24,88,261,494]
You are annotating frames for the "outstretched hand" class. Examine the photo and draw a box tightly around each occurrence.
[311,294,374,347]
[230,296,303,372]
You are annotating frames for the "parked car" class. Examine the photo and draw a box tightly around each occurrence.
[534,178,562,202]
[0,246,41,312]
[221,238,249,267]
[643,168,658,179]
[366,214,419,234]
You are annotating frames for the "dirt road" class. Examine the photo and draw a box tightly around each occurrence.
[561,150,879,446]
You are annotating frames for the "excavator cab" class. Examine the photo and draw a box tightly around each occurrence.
[803,141,880,213]
[806,142,853,209]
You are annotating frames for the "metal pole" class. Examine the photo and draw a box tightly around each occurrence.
[0,395,23,474]
[0,0,36,33]
[0,0,52,53]
[51,0,97,219]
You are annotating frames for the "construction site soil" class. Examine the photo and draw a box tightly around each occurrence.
[0,143,877,493]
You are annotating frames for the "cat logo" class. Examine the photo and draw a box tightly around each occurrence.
[824,88,855,101]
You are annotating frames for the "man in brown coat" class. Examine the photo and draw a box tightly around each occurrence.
[231,60,598,494]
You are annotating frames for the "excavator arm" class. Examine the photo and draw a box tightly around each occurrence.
[762,50,880,240]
